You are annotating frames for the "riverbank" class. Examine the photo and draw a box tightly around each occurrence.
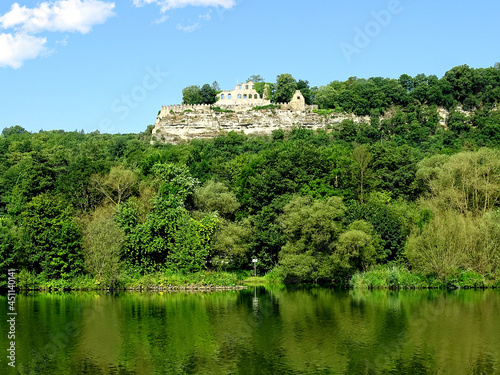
[9,266,500,292]
[8,283,500,374]
[350,265,500,289]
[14,270,249,292]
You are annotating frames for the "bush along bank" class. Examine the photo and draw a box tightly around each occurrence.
[350,265,500,290]
[9,266,500,292]
[13,270,248,292]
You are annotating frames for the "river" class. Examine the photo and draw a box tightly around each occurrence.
[1,287,499,374]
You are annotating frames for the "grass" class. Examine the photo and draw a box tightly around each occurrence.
[264,267,285,284]
[240,269,284,284]
[16,266,498,291]
[312,108,334,117]
[211,106,234,113]
[16,270,98,291]
[350,265,500,289]
[252,104,281,111]
[241,267,286,286]
[241,276,267,286]
[119,270,242,289]
[15,269,245,291]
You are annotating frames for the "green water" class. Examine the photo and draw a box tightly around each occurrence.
[1,287,500,374]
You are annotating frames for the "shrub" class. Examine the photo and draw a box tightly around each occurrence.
[445,270,485,289]
[211,106,234,113]
[312,108,334,117]
[264,267,284,284]
[17,270,37,290]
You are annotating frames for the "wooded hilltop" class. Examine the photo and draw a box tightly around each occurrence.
[2,63,500,290]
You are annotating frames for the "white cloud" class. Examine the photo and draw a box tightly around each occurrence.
[176,22,200,32]
[0,32,47,69]
[0,0,116,34]
[199,9,212,21]
[56,34,69,46]
[133,0,235,13]
[153,15,170,24]
[174,9,212,32]
[0,1,114,68]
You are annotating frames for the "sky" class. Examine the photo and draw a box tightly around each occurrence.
[0,0,499,134]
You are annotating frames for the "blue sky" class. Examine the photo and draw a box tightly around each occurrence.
[0,0,499,134]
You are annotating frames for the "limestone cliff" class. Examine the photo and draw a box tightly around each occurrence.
[152,104,371,143]
[151,102,454,144]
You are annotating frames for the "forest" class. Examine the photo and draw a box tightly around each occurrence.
[2,63,500,290]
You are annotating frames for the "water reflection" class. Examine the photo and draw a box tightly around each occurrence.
[1,288,499,374]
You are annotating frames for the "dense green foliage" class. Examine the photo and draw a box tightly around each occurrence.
[273,73,298,103]
[2,63,500,289]
[182,83,217,105]
[314,64,500,116]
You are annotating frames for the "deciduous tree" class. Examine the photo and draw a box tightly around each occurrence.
[278,195,346,282]
[182,85,202,105]
[19,193,83,279]
[194,179,240,217]
[91,166,139,206]
[82,205,124,287]
[247,75,265,83]
[200,83,217,105]
[273,73,297,103]
[352,144,373,203]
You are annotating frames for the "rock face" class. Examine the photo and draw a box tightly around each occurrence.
[152,100,458,144]
[152,104,370,143]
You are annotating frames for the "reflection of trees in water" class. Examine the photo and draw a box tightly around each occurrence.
[12,289,500,374]
[70,356,136,375]
[470,351,496,375]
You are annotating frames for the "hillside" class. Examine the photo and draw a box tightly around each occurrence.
[152,64,500,143]
[2,63,500,290]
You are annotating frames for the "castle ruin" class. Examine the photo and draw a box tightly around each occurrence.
[217,81,270,106]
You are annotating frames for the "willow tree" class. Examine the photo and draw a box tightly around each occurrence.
[278,195,345,282]
[421,148,500,215]
[82,205,124,287]
[406,209,479,280]
[407,148,500,280]
[91,166,139,206]
[194,180,240,218]
[352,144,373,203]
